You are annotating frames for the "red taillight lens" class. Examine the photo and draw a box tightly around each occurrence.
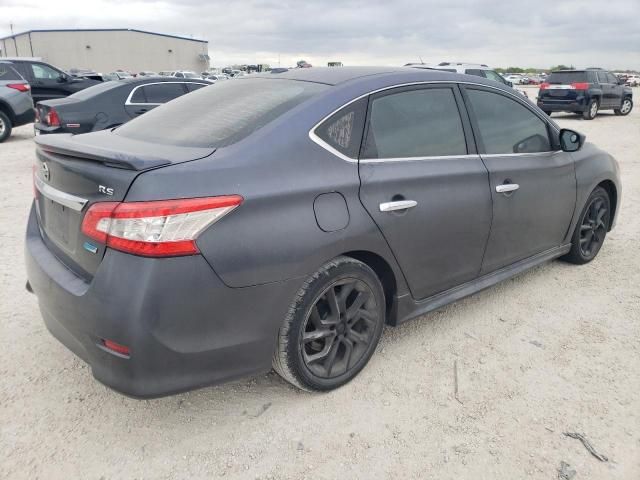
[7,83,30,92]
[46,108,60,127]
[81,196,243,257]
[571,82,589,90]
[101,339,130,356]
[539,82,550,90]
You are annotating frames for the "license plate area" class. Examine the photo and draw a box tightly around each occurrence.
[39,197,80,254]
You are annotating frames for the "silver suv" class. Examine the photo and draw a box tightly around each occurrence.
[406,62,528,97]
[0,61,35,142]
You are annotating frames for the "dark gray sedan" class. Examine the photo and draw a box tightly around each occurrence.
[25,67,621,397]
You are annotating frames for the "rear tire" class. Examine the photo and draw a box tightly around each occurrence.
[614,98,633,116]
[562,187,610,265]
[582,99,599,120]
[273,256,385,391]
[0,111,12,143]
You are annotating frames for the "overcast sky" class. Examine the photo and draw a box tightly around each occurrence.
[1,0,639,70]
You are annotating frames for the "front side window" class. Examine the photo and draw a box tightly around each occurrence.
[31,63,61,80]
[362,87,467,159]
[606,73,618,84]
[466,89,551,154]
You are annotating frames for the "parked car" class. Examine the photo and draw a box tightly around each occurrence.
[625,75,640,87]
[408,62,528,97]
[161,71,202,79]
[207,74,228,82]
[26,67,621,397]
[67,69,106,82]
[3,58,100,103]
[538,68,633,119]
[138,71,158,77]
[0,61,35,142]
[35,77,211,135]
[105,71,134,80]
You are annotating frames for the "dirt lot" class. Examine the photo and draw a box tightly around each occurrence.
[1,89,639,479]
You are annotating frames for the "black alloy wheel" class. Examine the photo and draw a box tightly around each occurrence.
[562,187,610,264]
[302,278,378,379]
[273,256,385,391]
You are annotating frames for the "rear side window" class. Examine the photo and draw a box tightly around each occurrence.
[362,87,467,159]
[0,64,22,80]
[314,97,367,158]
[142,83,186,104]
[547,72,588,84]
[465,69,484,77]
[466,89,551,154]
[483,70,506,84]
[606,73,618,84]
[116,78,328,148]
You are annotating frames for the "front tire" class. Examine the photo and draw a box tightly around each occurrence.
[273,256,385,391]
[562,187,611,265]
[614,97,633,116]
[0,111,12,143]
[583,99,599,120]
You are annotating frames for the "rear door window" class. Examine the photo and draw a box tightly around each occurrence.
[361,87,467,159]
[116,78,328,148]
[186,83,208,92]
[466,88,551,154]
[141,83,187,104]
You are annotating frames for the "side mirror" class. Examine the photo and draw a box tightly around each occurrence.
[57,74,68,83]
[506,80,513,87]
[559,129,585,152]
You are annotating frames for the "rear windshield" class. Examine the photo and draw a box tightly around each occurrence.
[69,81,121,100]
[116,78,329,148]
[0,63,23,81]
[547,71,588,84]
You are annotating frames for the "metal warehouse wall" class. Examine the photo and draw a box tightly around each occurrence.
[1,30,209,73]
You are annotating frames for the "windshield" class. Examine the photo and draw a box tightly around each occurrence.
[547,72,588,84]
[183,72,200,79]
[116,78,329,148]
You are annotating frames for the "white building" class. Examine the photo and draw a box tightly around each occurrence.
[0,29,210,73]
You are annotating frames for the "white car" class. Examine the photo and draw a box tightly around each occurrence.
[626,75,639,87]
[504,74,525,85]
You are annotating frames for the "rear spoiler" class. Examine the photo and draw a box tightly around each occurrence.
[35,131,214,171]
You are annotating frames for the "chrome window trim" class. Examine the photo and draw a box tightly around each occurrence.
[308,80,559,164]
[124,82,208,106]
[361,154,480,164]
[34,176,88,212]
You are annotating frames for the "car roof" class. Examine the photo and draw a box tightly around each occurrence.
[117,76,208,85]
[252,66,407,85]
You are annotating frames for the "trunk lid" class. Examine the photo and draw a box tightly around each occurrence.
[33,132,214,279]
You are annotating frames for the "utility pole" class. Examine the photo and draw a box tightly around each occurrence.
[10,22,15,35]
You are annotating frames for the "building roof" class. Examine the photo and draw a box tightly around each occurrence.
[0,29,207,44]
[254,66,407,85]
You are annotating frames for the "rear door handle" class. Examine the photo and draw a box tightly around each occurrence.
[496,184,519,194]
[379,200,417,212]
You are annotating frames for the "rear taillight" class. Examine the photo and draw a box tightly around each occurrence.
[81,196,243,257]
[101,339,130,357]
[46,108,60,127]
[570,82,590,90]
[539,82,550,90]
[7,83,30,92]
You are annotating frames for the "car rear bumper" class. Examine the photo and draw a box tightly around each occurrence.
[537,98,587,112]
[14,107,36,127]
[25,204,301,398]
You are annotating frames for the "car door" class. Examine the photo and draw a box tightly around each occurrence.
[357,84,493,300]
[28,62,70,103]
[124,82,188,118]
[606,72,624,107]
[596,71,613,107]
[461,86,577,274]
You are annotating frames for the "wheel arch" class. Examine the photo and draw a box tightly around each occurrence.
[342,250,398,325]
[597,179,618,231]
[0,100,16,123]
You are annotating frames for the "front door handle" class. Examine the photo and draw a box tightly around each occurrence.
[379,200,417,212]
[496,184,519,194]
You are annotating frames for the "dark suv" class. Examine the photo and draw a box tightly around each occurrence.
[4,58,100,104]
[538,69,633,120]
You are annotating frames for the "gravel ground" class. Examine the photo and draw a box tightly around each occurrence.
[1,89,639,479]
